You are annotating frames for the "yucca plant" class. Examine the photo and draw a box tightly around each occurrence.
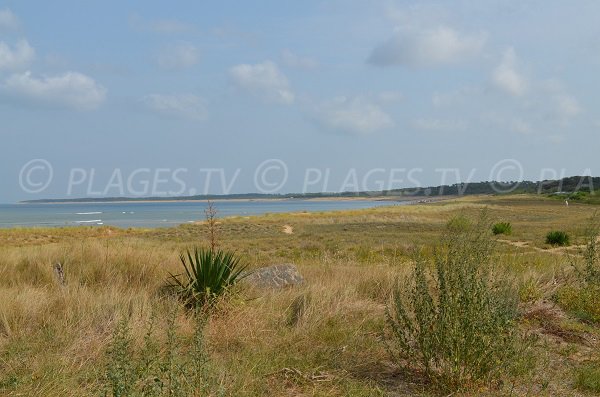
[168,248,248,308]
[546,230,570,246]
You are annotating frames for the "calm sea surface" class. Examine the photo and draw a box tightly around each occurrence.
[0,200,401,228]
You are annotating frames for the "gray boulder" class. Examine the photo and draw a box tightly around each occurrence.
[244,264,304,289]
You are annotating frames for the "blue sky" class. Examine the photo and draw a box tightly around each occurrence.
[1,1,599,202]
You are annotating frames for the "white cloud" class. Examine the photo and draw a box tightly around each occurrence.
[314,96,393,135]
[368,26,486,67]
[157,43,199,70]
[412,118,468,132]
[281,49,318,70]
[142,94,208,121]
[229,61,294,104]
[2,71,106,110]
[492,47,527,96]
[0,8,19,30]
[0,39,35,71]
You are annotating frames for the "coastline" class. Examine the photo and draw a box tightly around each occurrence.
[17,195,434,205]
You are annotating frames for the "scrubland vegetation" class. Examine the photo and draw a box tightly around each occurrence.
[1,195,600,396]
[546,231,571,247]
[492,222,512,235]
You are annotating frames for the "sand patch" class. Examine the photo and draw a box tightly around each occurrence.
[282,225,294,234]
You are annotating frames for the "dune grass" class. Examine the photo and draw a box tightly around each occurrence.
[0,194,599,396]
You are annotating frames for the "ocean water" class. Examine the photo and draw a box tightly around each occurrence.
[0,200,399,229]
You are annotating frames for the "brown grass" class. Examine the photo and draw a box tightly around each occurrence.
[0,194,598,396]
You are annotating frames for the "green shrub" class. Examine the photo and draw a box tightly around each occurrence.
[168,248,248,308]
[569,191,588,201]
[545,231,570,246]
[105,318,134,397]
[492,222,512,236]
[556,216,600,323]
[579,215,600,284]
[556,285,600,323]
[575,362,600,393]
[446,215,471,232]
[103,308,219,397]
[386,214,522,392]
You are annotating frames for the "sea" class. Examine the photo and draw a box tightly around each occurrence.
[0,199,401,229]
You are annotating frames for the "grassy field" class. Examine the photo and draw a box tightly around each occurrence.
[1,194,599,396]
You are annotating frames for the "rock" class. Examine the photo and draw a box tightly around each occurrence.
[244,264,304,289]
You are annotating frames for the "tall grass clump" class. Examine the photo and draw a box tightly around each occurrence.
[386,213,522,392]
[168,248,247,308]
[556,215,600,323]
[492,222,512,236]
[545,231,570,246]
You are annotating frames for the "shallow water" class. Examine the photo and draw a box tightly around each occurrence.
[0,199,401,228]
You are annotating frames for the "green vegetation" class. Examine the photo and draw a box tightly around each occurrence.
[575,362,600,393]
[556,215,600,323]
[580,215,600,284]
[21,175,600,203]
[103,307,219,396]
[492,221,512,235]
[168,248,247,308]
[387,214,521,391]
[1,194,600,396]
[556,285,600,323]
[546,230,570,246]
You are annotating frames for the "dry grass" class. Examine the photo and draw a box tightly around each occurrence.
[0,194,598,396]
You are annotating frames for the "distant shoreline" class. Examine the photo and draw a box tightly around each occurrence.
[18,195,427,205]
[17,176,599,205]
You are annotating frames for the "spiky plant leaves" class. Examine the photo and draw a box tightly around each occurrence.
[168,248,248,308]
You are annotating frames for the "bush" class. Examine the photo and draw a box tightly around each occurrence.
[446,215,471,232]
[386,214,522,391]
[105,318,134,397]
[579,215,600,284]
[168,248,248,308]
[569,191,588,201]
[492,222,512,236]
[546,231,570,246]
[575,362,600,393]
[103,308,219,396]
[556,215,600,323]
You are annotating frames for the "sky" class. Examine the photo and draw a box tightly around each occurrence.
[1,0,599,202]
